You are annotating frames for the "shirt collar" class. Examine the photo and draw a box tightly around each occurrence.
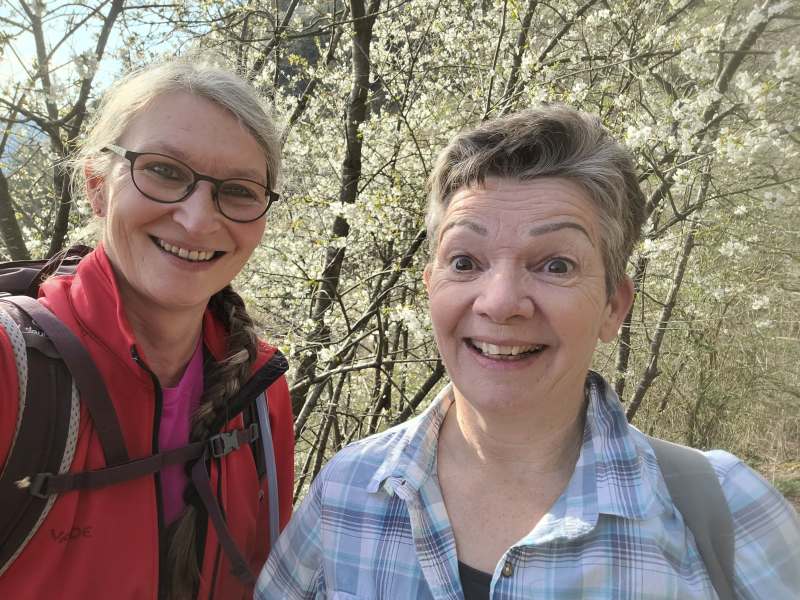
[367,373,671,529]
[581,372,669,520]
[367,384,453,494]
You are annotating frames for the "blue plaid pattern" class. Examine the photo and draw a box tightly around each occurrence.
[256,375,800,599]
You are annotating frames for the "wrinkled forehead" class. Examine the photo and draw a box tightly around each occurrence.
[434,176,600,243]
[118,92,268,177]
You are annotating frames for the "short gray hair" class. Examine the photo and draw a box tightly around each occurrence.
[426,105,646,293]
[72,54,281,201]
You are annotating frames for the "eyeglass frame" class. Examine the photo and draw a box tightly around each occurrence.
[100,144,280,223]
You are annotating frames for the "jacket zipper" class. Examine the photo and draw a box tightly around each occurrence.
[131,346,166,598]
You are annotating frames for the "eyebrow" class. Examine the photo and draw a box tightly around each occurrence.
[440,218,488,237]
[441,218,594,245]
[529,221,593,244]
[143,142,267,183]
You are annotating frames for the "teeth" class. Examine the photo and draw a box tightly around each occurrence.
[157,239,216,262]
[473,340,543,356]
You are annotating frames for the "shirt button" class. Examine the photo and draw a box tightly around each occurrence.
[501,561,514,577]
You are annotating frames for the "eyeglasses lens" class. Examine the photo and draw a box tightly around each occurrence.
[133,154,194,202]
[131,153,268,222]
[217,181,268,222]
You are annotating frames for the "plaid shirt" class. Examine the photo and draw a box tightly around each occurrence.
[256,375,800,599]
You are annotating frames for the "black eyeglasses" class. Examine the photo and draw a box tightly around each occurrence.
[101,144,279,223]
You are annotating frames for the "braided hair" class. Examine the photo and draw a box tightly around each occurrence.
[165,285,259,599]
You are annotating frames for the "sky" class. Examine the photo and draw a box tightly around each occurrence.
[0,3,177,96]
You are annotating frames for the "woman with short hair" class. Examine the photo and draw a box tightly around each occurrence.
[257,105,799,599]
[0,58,293,599]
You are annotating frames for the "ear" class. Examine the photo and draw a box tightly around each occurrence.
[423,263,432,294]
[599,276,634,343]
[84,165,107,217]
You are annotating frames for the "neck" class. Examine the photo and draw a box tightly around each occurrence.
[440,386,585,476]
[123,295,205,388]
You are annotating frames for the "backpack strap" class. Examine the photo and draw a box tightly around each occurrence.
[1,302,287,586]
[3,296,129,466]
[255,390,280,550]
[647,435,736,600]
[191,448,256,585]
[184,354,287,585]
[17,426,258,497]
[187,389,281,585]
[31,353,287,586]
[0,304,80,577]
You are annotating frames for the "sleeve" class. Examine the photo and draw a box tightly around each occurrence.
[707,450,800,599]
[254,474,325,600]
[0,318,21,467]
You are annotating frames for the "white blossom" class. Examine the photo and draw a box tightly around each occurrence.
[751,296,770,311]
[718,240,749,258]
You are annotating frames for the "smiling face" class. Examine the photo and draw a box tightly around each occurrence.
[424,177,633,420]
[87,91,269,315]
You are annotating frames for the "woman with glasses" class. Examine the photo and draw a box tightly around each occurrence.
[0,57,293,599]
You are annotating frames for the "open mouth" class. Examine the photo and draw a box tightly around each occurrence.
[467,339,546,360]
[152,236,225,263]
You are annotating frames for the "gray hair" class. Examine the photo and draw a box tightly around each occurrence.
[71,54,281,200]
[426,105,646,293]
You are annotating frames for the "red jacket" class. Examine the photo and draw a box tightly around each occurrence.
[0,246,294,599]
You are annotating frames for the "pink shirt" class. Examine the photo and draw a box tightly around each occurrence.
[158,339,204,524]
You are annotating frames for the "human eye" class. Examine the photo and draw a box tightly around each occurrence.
[220,181,260,202]
[540,257,574,275]
[149,163,180,179]
[139,157,189,183]
[450,255,476,272]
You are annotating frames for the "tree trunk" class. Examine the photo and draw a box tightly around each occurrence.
[46,162,72,258]
[626,222,697,421]
[291,0,382,417]
[614,255,647,398]
[0,170,30,260]
[618,2,777,415]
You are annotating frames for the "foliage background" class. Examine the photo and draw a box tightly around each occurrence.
[1,0,798,502]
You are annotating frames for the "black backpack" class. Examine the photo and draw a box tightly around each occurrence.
[0,246,286,585]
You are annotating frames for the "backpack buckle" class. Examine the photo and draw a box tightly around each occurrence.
[208,424,260,458]
[247,421,259,443]
[209,431,240,458]
[17,472,53,499]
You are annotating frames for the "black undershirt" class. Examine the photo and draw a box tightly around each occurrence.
[458,561,492,600]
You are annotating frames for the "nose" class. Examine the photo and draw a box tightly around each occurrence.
[172,181,222,234]
[472,267,535,323]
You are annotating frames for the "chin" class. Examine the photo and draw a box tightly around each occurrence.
[151,291,214,312]
[455,382,528,409]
